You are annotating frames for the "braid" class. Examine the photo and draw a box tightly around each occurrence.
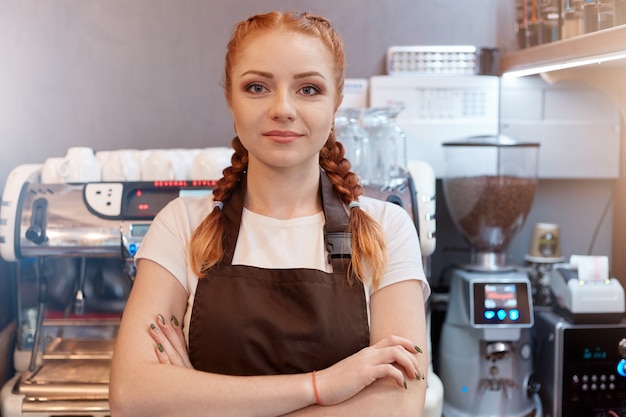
[321,133,388,289]
[189,137,248,277]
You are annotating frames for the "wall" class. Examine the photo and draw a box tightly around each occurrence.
[0,0,516,193]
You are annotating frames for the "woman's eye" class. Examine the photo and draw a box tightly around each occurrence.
[300,85,320,96]
[246,84,267,94]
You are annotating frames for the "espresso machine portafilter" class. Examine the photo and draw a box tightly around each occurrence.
[438,136,541,417]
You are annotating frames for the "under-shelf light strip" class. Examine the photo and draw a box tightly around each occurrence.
[502,51,626,78]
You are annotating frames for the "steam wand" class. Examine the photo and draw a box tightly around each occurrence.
[29,258,47,372]
[73,257,87,315]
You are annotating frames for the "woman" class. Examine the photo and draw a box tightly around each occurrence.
[110,11,430,417]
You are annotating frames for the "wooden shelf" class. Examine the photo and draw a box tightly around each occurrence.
[500,24,626,75]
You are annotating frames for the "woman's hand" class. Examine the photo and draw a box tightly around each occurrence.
[147,316,424,407]
[314,335,425,406]
[148,313,193,368]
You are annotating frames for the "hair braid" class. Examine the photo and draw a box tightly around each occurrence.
[189,137,248,277]
[320,133,388,289]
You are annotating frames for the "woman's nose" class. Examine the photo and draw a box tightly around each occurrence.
[270,91,296,121]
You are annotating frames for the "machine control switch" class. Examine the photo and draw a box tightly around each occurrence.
[84,183,124,217]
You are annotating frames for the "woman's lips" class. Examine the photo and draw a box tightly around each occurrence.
[263,130,302,143]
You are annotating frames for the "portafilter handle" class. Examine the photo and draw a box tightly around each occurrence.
[29,263,47,372]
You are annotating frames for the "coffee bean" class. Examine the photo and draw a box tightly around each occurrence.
[443,176,536,252]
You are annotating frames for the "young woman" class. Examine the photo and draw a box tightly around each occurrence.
[109,11,430,417]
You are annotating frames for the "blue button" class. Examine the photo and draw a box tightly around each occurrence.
[484,310,495,320]
[617,359,626,377]
[129,243,138,256]
[497,310,507,321]
[509,309,520,321]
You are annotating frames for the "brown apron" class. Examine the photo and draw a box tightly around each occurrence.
[188,173,370,375]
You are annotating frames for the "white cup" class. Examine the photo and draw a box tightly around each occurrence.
[191,147,233,180]
[169,149,197,180]
[41,157,66,183]
[102,149,141,181]
[95,151,111,168]
[59,147,101,183]
[141,149,176,181]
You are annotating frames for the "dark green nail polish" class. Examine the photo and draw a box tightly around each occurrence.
[415,372,420,380]
[403,380,408,389]
[150,323,157,331]
[414,345,423,353]
[157,343,164,353]
[157,314,166,325]
[171,315,179,326]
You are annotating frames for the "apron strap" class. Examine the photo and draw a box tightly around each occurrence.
[221,171,352,273]
[320,171,352,273]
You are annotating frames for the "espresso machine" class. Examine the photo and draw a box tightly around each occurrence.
[0,162,216,417]
[438,135,540,417]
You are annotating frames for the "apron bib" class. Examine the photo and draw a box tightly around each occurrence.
[188,173,370,375]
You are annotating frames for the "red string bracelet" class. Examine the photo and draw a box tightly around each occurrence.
[312,370,323,406]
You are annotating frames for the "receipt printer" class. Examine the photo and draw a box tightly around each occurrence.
[550,255,625,324]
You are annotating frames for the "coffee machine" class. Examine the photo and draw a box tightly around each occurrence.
[0,162,216,417]
[438,135,540,417]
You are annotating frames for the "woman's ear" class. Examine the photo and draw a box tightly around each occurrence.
[335,94,344,111]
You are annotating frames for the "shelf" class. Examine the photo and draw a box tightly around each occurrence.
[500,25,626,76]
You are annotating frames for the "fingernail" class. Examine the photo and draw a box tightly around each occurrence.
[415,372,420,380]
[150,323,158,332]
[403,380,407,390]
[414,345,423,353]
[421,370,426,380]
[171,315,179,326]
[157,314,166,325]
[157,343,164,353]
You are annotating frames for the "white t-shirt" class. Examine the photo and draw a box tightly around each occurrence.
[136,194,430,343]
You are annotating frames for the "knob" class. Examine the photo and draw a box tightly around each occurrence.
[386,194,403,207]
[486,341,511,360]
[25,198,48,244]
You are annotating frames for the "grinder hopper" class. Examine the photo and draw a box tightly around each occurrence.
[442,135,539,270]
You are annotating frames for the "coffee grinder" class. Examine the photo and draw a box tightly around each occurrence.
[438,135,540,417]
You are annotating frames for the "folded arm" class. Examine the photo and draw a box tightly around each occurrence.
[109,260,427,417]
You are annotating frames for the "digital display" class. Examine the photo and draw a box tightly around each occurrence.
[120,181,216,219]
[130,223,151,237]
[484,284,518,309]
[472,281,532,326]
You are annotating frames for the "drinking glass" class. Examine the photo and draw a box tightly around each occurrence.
[334,108,370,184]
[361,105,407,186]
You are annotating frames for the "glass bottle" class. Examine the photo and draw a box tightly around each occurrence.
[598,0,615,29]
[582,0,599,33]
[562,0,583,39]
[541,0,562,43]
[616,0,626,24]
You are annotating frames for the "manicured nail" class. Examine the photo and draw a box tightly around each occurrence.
[171,315,179,326]
[157,314,166,325]
[150,323,157,331]
[414,345,423,353]
[403,380,408,390]
[415,372,420,380]
[421,370,426,380]
[157,343,164,353]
